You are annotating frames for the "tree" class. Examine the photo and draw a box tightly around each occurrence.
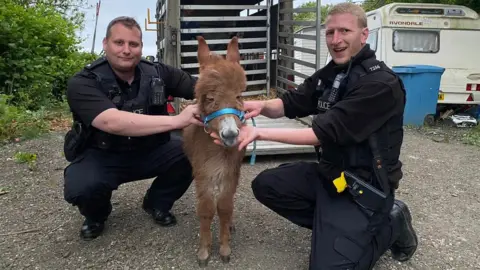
[10,0,94,29]
[0,0,97,110]
[293,1,333,31]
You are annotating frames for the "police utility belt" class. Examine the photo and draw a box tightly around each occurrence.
[330,135,391,216]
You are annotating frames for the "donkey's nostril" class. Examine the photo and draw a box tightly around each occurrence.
[221,129,239,139]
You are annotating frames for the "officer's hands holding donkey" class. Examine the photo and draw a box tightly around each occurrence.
[174,104,204,128]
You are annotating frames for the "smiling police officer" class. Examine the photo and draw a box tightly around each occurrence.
[63,16,202,240]
[224,3,418,269]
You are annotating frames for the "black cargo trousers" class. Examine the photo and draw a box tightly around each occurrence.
[63,135,193,222]
[251,161,397,269]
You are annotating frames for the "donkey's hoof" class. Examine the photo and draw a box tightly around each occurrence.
[197,248,210,268]
[197,256,210,268]
[220,254,231,264]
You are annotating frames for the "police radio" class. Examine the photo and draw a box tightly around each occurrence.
[328,72,347,103]
[108,86,124,108]
[151,78,166,106]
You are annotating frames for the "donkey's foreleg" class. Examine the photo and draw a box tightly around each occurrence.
[196,186,215,267]
[216,189,235,263]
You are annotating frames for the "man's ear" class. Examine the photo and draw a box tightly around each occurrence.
[361,27,369,45]
[102,37,107,51]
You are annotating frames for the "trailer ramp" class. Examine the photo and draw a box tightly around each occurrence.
[245,115,315,156]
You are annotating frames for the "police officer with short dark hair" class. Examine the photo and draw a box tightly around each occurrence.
[63,16,203,240]
[212,3,418,269]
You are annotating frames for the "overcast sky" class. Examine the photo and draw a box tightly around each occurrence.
[78,0,346,56]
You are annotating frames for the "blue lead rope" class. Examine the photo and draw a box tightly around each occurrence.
[249,116,257,165]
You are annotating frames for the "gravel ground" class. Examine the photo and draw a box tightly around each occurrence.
[0,127,479,270]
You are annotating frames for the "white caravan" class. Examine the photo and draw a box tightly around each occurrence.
[326,3,480,105]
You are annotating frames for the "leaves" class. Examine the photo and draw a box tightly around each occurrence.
[0,0,97,110]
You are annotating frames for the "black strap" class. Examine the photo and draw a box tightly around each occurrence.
[368,130,392,195]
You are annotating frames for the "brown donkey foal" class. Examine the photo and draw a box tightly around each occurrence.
[182,36,247,267]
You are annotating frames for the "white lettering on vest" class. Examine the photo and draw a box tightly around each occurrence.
[133,108,144,114]
[369,65,380,72]
[317,100,331,110]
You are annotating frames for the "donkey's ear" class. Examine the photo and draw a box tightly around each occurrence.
[197,36,210,67]
[226,36,240,63]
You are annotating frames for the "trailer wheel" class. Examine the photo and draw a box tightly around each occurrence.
[424,114,436,126]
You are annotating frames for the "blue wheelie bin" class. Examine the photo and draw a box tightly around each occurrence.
[392,65,445,126]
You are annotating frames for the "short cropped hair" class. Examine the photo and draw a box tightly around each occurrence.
[106,16,142,38]
[327,2,368,28]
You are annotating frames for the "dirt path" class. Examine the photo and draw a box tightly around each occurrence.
[1,129,479,270]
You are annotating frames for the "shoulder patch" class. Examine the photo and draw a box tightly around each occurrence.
[140,58,154,66]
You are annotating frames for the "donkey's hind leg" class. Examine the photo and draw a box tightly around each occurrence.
[217,188,236,263]
[195,181,216,267]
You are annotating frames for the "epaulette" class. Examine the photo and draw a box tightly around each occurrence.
[359,58,383,73]
[139,58,154,66]
[84,56,108,70]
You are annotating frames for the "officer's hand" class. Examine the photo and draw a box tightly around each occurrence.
[236,125,260,150]
[176,104,203,128]
[243,100,265,119]
[209,125,259,151]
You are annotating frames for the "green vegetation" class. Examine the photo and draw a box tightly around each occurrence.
[0,0,98,144]
[14,151,38,170]
[463,125,480,146]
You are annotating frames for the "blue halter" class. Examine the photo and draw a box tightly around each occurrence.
[203,108,246,126]
[202,108,257,165]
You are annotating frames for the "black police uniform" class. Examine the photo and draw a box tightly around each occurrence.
[251,44,417,269]
[63,57,196,237]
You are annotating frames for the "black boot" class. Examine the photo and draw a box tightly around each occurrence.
[80,219,105,240]
[389,199,418,262]
[142,195,177,227]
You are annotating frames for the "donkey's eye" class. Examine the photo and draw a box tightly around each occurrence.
[236,95,241,99]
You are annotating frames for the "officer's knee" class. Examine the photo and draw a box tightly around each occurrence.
[63,168,111,205]
[251,170,276,204]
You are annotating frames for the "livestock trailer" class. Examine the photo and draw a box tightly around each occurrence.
[150,0,325,156]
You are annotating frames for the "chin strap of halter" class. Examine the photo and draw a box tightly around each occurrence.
[202,108,257,165]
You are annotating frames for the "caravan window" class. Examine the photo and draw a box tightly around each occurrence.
[366,30,378,51]
[393,30,439,53]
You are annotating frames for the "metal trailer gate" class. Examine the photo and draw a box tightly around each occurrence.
[152,0,320,156]
[276,0,323,96]
[155,1,273,99]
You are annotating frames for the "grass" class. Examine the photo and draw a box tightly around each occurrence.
[0,100,72,145]
[462,124,480,147]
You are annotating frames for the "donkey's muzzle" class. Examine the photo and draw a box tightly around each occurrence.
[219,117,240,147]
[221,129,239,140]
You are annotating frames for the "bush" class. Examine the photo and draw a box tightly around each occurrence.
[0,0,96,110]
[0,94,50,143]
